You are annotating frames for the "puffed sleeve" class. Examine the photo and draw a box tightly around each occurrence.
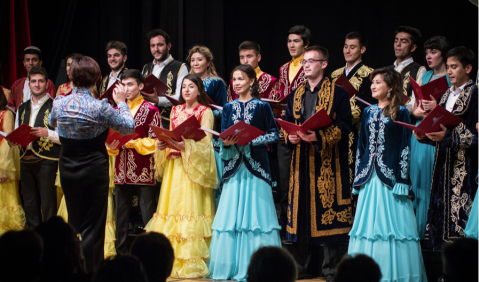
[180,108,218,189]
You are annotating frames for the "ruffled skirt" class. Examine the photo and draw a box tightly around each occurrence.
[207,163,281,281]
[464,189,478,239]
[349,170,427,282]
[145,157,215,278]
[410,118,435,239]
[0,180,25,235]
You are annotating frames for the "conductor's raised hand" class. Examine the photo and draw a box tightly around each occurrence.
[220,135,238,146]
[113,84,127,104]
[141,87,159,105]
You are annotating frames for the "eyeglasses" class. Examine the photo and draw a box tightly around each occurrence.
[300,59,326,66]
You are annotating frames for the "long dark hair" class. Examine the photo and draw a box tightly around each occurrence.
[370,67,404,120]
[178,73,210,107]
[230,64,260,99]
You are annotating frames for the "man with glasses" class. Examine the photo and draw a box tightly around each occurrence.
[284,46,353,281]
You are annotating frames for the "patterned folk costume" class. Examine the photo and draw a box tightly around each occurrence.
[331,62,375,197]
[145,104,217,278]
[228,67,279,102]
[285,77,354,244]
[99,66,128,95]
[420,80,478,250]
[9,77,56,111]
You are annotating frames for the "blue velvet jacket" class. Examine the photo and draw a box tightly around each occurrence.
[220,98,278,186]
[353,105,412,194]
[204,77,228,152]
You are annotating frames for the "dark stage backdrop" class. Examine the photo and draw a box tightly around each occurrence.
[1,0,477,87]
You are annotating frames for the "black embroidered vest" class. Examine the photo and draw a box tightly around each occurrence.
[18,98,60,160]
[100,66,128,95]
[141,59,185,97]
[390,62,424,97]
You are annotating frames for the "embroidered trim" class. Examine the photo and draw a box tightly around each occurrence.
[376,113,396,184]
[400,146,409,179]
[354,107,378,182]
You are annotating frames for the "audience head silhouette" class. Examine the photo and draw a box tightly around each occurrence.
[130,232,174,282]
[0,230,43,282]
[334,254,382,282]
[34,216,86,281]
[93,255,148,282]
[247,246,297,282]
[442,238,478,282]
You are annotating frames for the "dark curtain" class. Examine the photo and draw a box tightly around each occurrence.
[1,0,477,87]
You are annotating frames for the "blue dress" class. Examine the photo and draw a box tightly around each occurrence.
[464,180,478,239]
[349,105,427,282]
[207,98,281,281]
[410,71,451,239]
[203,77,228,207]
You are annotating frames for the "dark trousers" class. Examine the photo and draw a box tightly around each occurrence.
[115,183,160,255]
[277,141,293,220]
[21,159,58,229]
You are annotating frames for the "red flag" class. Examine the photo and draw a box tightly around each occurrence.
[6,0,31,87]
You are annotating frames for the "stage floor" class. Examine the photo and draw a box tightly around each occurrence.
[166,278,327,281]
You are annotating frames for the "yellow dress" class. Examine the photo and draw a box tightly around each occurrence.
[0,110,25,235]
[57,154,117,258]
[145,104,218,278]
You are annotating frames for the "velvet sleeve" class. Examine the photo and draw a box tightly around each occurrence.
[313,87,353,152]
[214,79,228,107]
[250,103,279,146]
[126,111,161,155]
[180,108,218,189]
[393,109,412,195]
[353,108,369,190]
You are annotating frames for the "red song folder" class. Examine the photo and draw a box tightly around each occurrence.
[335,74,357,98]
[0,124,38,147]
[274,108,332,135]
[99,81,119,107]
[106,129,139,148]
[159,93,180,106]
[261,94,290,109]
[394,105,463,135]
[149,115,206,149]
[410,75,449,101]
[205,95,223,111]
[143,74,169,94]
[199,121,265,146]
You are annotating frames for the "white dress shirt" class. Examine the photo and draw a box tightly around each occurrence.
[23,78,32,103]
[107,70,121,90]
[393,57,427,113]
[151,55,188,107]
[445,82,468,112]
[345,60,362,77]
[15,94,60,149]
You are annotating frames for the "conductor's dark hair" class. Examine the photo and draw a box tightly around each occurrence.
[28,66,49,82]
[121,69,145,86]
[424,36,450,63]
[447,46,476,70]
[334,254,382,282]
[288,25,311,46]
[346,31,368,48]
[247,246,297,282]
[395,26,422,46]
[70,55,102,88]
[105,41,128,56]
[178,73,210,107]
[230,64,261,99]
[304,45,330,63]
[238,41,261,55]
[147,29,171,45]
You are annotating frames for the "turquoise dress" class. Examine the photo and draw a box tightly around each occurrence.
[203,77,228,208]
[410,71,451,239]
[208,98,281,281]
[349,105,427,282]
[464,176,478,239]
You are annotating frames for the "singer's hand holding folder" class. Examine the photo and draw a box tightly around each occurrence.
[106,129,139,148]
[199,121,265,146]
[274,108,332,135]
[149,115,206,149]
[0,124,38,147]
[394,105,463,135]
